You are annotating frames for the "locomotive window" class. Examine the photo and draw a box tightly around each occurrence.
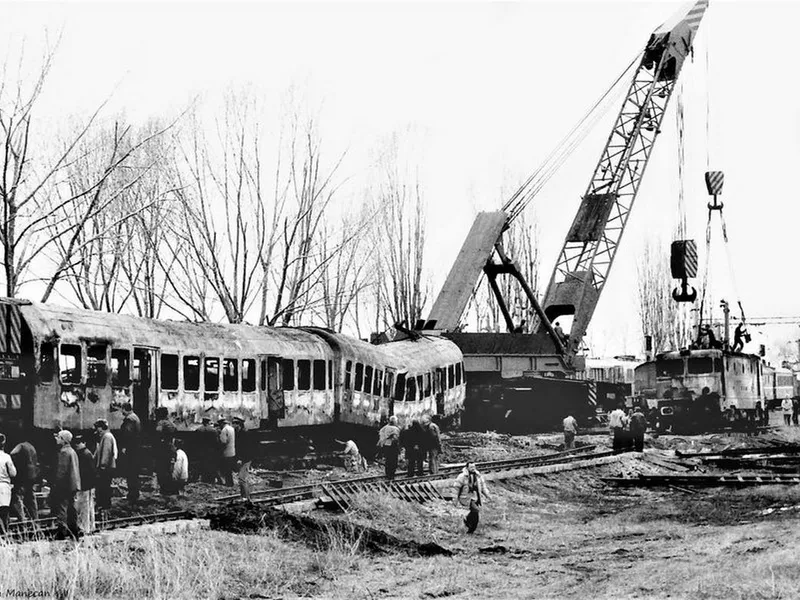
[111,349,131,387]
[282,359,295,391]
[657,360,684,378]
[394,373,406,401]
[298,360,311,391]
[364,366,373,395]
[40,343,55,382]
[688,358,713,375]
[373,370,383,396]
[241,359,256,392]
[384,372,394,398]
[354,363,364,391]
[60,345,82,385]
[260,360,267,392]
[416,375,424,398]
[344,360,353,390]
[328,360,333,389]
[161,354,179,390]
[406,377,417,402]
[87,344,108,387]
[448,364,455,389]
[424,373,431,397]
[183,356,200,391]
[223,358,239,391]
[313,360,326,391]
[205,357,220,392]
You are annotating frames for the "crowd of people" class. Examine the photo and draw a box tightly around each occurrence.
[0,403,260,539]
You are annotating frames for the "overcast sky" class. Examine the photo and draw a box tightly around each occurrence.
[4,0,799,360]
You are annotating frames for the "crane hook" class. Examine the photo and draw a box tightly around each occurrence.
[672,279,697,303]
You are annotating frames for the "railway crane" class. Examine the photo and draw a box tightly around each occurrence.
[429,0,709,379]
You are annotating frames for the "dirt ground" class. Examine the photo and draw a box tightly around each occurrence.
[97,418,800,599]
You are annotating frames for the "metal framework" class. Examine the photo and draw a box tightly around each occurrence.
[538,0,709,359]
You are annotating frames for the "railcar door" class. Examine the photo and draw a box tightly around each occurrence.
[259,355,283,427]
[132,347,156,423]
[0,303,34,432]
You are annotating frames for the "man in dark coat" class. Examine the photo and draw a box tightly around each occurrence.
[629,406,649,453]
[93,419,117,511]
[50,430,81,540]
[73,435,96,534]
[119,403,142,503]
[401,420,425,477]
[10,439,39,521]
[376,416,401,480]
[195,417,219,483]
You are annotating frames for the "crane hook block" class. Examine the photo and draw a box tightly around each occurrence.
[672,280,697,303]
[670,240,698,279]
[705,171,724,196]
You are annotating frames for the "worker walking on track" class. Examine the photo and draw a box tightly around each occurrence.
[452,461,489,534]
[562,414,578,450]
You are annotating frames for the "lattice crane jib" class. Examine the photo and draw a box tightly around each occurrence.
[537,0,709,355]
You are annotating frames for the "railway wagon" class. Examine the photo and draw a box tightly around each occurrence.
[761,365,796,410]
[0,299,465,438]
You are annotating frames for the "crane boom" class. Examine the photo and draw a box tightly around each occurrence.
[538,0,709,358]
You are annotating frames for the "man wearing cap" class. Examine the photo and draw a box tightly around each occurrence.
[195,417,219,484]
[73,435,96,534]
[232,417,255,501]
[50,430,81,539]
[218,417,236,487]
[119,403,142,504]
[93,419,117,511]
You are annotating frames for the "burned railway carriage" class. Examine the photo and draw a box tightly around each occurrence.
[0,299,465,434]
[634,349,764,430]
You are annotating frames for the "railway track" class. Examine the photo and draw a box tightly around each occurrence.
[5,510,193,542]
[215,444,615,508]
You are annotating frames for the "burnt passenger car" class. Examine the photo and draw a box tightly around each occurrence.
[0,299,465,436]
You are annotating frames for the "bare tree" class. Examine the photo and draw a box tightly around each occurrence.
[370,134,428,330]
[636,238,693,354]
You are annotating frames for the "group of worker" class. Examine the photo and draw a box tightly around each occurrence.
[374,415,442,480]
[779,397,800,426]
[563,404,649,454]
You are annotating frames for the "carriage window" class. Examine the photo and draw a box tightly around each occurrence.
[87,344,107,386]
[205,357,220,392]
[373,370,383,396]
[448,364,455,389]
[364,366,373,395]
[657,360,684,378]
[111,349,130,387]
[182,356,200,391]
[313,360,326,391]
[161,354,179,390]
[282,359,295,391]
[345,360,353,390]
[384,372,394,398]
[355,363,364,391]
[223,358,239,391]
[260,360,267,391]
[298,360,311,390]
[416,375,424,397]
[59,345,82,384]
[394,373,406,401]
[688,358,714,375]
[241,359,256,392]
[40,343,55,382]
[424,373,431,397]
[406,377,417,402]
[328,360,333,389]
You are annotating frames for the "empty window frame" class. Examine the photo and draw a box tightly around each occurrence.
[282,359,295,391]
[424,373,431,397]
[313,360,326,391]
[354,363,364,391]
[242,359,256,392]
[456,363,463,385]
[406,377,417,402]
[394,373,406,401]
[298,360,311,391]
[60,345,82,384]
[416,375,424,398]
[345,360,353,390]
[223,358,239,392]
[448,364,455,389]
[40,343,55,382]
[87,344,108,387]
[183,356,201,391]
[328,360,333,389]
[205,357,220,392]
[373,369,383,396]
[161,354,179,390]
[384,372,394,398]
[260,360,267,392]
[364,366,373,395]
[111,349,131,387]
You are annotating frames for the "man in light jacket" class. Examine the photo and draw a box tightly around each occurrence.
[608,404,629,454]
[452,462,489,534]
[93,419,117,511]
